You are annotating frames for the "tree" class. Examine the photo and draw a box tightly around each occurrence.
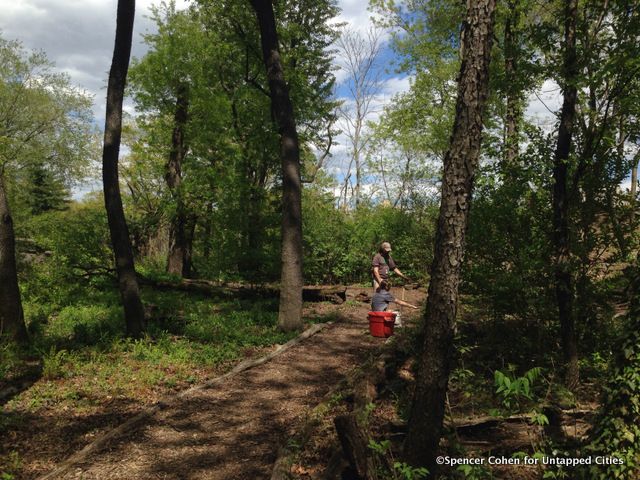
[128,3,224,278]
[0,174,26,342]
[127,1,337,283]
[0,36,95,343]
[336,26,384,209]
[22,162,70,215]
[249,0,304,331]
[366,84,447,209]
[551,0,579,390]
[403,0,497,471]
[102,0,145,337]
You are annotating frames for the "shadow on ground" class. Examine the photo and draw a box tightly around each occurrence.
[55,312,381,480]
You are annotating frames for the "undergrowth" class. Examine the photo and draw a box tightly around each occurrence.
[2,288,303,416]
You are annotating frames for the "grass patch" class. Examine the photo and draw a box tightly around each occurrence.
[5,287,299,416]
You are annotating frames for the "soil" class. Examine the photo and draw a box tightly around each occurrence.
[3,286,425,480]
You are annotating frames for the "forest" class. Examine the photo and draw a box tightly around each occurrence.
[0,0,639,478]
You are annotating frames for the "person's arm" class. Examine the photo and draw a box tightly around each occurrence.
[372,254,383,284]
[393,267,409,281]
[394,299,419,309]
[373,266,383,284]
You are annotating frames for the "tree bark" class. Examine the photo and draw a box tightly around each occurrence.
[0,175,28,343]
[631,152,638,221]
[503,0,522,166]
[165,84,193,278]
[334,415,379,480]
[249,0,304,331]
[552,0,579,391]
[102,0,145,337]
[403,0,496,472]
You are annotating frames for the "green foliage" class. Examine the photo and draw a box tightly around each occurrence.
[465,127,556,324]
[577,262,640,479]
[6,288,298,418]
[455,463,493,480]
[493,367,549,433]
[0,342,21,380]
[303,188,436,284]
[41,347,72,380]
[21,162,70,215]
[393,462,429,480]
[44,304,123,347]
[368,438,391,455]
[123,0,340,281]
[18,198,113,310]
[0,34,97,198]
[368,438,429,480]
[0,451,21,480]
[494,367,542,410]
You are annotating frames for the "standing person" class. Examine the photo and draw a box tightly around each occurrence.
[372,241,409,290]
[371,281,418,311]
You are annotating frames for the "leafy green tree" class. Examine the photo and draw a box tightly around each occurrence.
[0,36,95,343]
[579,257,640,479]
[127,0,338,285]
[533,0,640,389]
[128,2,231,278]
[366,85,445,209]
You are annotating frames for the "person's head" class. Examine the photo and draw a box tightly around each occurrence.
[377,280,390,292]
[379,242,392,255]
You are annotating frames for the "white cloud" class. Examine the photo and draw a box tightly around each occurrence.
[0,0,190,123]
[333,0,380,33]
[381,75,412,98]
[525,79,562,129]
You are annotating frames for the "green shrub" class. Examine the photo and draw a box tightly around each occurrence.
[577,263,640,479]
[302,188,436,285]
[0,342,21,380]
[41,347,73,380]
[44,304,123,348]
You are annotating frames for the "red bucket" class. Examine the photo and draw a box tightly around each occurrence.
[368,311,396,338]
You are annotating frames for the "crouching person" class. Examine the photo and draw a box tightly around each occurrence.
[371,280,418,312]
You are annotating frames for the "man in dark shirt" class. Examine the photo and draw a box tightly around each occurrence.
[371,281,418,311]
[372,241,409,289]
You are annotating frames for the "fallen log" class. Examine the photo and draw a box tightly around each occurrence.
[138,276,346,304]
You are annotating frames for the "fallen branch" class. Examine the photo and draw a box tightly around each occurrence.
[139,276,347,304]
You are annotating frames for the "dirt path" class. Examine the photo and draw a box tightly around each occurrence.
[39,290,422,480]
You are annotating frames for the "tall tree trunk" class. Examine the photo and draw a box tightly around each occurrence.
[0,175,28,343]
[250,0,303,331]
[632,156,638,200]
[552,0,579,391]
[403,0,496,472]
[503,0,522,165]
[354,113,362,208]
[631,152,638,223]
[166,84,192,278]
[102,0,145,337]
